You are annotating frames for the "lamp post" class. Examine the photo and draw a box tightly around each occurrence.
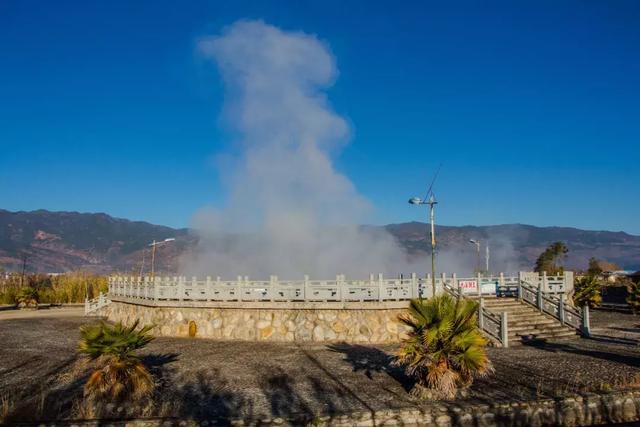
[485,244,490,274]
[469,239,490,275]
[409,194,437,297]
[469,239,481,274]
[148,238,175,279]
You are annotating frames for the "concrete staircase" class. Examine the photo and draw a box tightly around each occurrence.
[481,297,578,344]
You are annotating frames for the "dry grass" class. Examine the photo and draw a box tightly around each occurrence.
[0,271,108,304]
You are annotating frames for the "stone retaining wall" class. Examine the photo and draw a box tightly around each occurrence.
[96,299,411,343]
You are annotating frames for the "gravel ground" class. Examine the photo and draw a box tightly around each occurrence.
[1,308,640,423]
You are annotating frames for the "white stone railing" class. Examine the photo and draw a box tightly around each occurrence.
[106,272,575,347]
[107,271,573,303]
[519,279,590,336]
[84,292,111,314]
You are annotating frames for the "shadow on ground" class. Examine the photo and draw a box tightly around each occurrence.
[522,339,640,368]
[327,342,414,392]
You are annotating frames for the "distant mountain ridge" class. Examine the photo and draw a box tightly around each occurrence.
[1,209,638,274]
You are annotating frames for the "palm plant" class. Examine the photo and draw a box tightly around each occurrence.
[573,275,602,308]
[79,320,155,403]
[15,286,39,308]
[627,281,640,314]
[395,294,492,399]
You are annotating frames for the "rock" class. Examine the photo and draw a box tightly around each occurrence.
[256,320,271,329]
[260,326,274,339]
[313,325,325,341]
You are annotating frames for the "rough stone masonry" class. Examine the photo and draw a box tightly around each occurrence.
[96,299,411,343]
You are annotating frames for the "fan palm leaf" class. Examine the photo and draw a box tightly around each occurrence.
[395,294,492,399]
[79,320,155,403]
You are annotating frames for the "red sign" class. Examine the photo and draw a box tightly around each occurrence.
[459,280,478,293]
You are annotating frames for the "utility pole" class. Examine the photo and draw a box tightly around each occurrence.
[409,194,438,297]
[139,249,146,278]
[150,240,157,279]
[20,252,28,287]
[485,244,490,274]
[469,239,481,274]
[148,238,175,279]
[427,194,437,296]
[409,165,442,298]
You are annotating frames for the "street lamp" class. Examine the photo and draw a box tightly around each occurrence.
[408,194,438,297]
[147,238,175,279]
[469,239,481,274]
[468,239,490,274]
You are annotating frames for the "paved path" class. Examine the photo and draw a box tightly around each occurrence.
[0,305,84,320]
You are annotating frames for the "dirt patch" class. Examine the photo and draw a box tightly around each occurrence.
[1,308,639,423]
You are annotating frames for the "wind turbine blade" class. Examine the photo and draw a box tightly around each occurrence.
[424,163,443,200]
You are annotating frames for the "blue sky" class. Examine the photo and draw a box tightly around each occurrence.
[1,1,639,233]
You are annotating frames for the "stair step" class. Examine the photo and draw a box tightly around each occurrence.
[513,329,578,337]
[509,328,575,336]
[508,324,559,332]
[507,316,560,325]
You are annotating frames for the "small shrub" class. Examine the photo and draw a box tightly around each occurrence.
[16,287,39,308]
[394,294,492,399]
[627,282,640,314]
[79,320,155,405]
[573,275,602,308]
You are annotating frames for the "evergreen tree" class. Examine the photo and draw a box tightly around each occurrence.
[534,241,569,275]
[586,257,603,277]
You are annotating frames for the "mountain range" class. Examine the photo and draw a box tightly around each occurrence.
[1,209,639,274]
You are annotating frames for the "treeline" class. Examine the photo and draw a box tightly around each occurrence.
[0,271,108,305]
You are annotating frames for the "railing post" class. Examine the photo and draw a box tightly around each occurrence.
[514,272,521,300]
[410,273,418,298]
[337,274,343,302]
[271,276,284,301]
[206,276,212,301]
[559,293,565,325]
[154,276,159,302]
[177,276,184,302]
[441,272,448,296]
[269,275,276,302]
[236,276,242,301]
[476,272,482,297]
[304,275,309,301]
[452,273,458,295]
[564,270,574,295]
[501,311,509,348]
[216,276,223,301]
[378,273,384,302]
[190,276,197,300]
[542,271,548,293]
[424,273,430,298]
[537,286,543,312]
[582,305,591,337]
[478,298,485,330]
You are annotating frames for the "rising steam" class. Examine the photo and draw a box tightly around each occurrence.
[180,20,423,278]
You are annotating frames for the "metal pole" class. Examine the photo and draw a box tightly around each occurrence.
[485,244,490,274]
[429,197,437,297]
[139,250,146,278]
[150,240,157,279]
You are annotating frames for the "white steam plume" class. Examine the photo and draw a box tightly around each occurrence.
[180,20,422,278]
